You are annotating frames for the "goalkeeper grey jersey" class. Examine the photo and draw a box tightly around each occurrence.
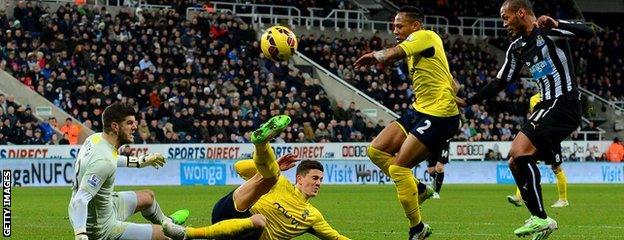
[69,133,118,233]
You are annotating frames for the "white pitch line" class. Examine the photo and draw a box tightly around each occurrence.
[341,230,624,238]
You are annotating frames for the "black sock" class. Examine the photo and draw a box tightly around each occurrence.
[417,182,427,194]
[409,222,424,236]
[510,156,547,219]
[435,172,444,193]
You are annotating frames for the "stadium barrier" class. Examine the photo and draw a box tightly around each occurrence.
[1,142,621,187]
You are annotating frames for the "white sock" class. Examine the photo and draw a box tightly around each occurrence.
[141,199,170,224]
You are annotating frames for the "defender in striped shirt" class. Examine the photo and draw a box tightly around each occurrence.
[464,0,595,239]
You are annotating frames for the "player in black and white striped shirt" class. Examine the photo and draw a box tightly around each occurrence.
[462,0,595,239]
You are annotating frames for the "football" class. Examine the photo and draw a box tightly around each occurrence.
[260,25,298,62]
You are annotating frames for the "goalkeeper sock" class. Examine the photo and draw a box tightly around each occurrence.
[186,218,255,239]
[253,143,279,178]
[389,164,421,227]
[141,198,169,224]
[555,169,568,200]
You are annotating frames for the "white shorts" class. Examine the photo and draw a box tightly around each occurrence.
[94,191,153,240]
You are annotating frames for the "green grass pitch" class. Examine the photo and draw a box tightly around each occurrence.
[10,184,624,239]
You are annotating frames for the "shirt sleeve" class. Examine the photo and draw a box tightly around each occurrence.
[548,20,595,39]
[398,31,435,57]
[309,211,350,240]
[496,41,522,83]
[68,159,113,234]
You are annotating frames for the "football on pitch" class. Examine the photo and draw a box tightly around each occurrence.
[260,25,298,62]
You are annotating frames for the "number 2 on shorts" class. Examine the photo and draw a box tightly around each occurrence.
[416,120,431,134]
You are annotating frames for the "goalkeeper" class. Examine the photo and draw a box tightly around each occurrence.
[68,102,189,240]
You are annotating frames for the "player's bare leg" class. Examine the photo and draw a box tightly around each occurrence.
[390,134,433,239]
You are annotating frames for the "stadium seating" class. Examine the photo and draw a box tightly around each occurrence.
[0,1,620,145]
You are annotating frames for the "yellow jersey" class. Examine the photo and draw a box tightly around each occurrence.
[235,160,349,240]
[529,93,541,113]
[398,30,459,117]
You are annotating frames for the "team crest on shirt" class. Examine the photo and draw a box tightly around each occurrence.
[87,174,101,187]
[302,209,310,220]
[536,35,545,47]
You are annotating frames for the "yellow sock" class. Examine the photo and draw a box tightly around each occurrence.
[368,147,422,188]
[253,143,279,178]
[368,146,392,175]
[556,169,568,200]
[389,165,421,227]
[515,187,522,199]
[185,218,255,239]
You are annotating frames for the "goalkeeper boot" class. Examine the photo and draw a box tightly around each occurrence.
[531,217,558,240]
[162,221,187,240]
[507,195,523,207]
[408,223,432,240]
[251,115,291,144]
[514,216,554,237]
[169,209,190,225]
[418,184,435,204]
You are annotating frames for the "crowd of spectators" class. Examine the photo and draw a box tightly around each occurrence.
[0,1,620,147]
[0,1,380,145]
[390,0,581,24]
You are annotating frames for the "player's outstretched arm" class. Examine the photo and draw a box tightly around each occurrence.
[117,153,166,169]
[235,154,300,180]
[465,40,521,106]
[536,15,596,39]
[354,45,406,68]
[309,212,350,240]
[116,145,165,169]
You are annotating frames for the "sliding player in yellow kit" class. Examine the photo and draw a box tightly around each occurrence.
[507,93,569,208]
[354,6,461,240]
[163,115,349,240]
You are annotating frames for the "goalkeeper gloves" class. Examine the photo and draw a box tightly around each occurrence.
[117,145,166,169]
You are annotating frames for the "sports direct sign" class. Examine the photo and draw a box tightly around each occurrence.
[0,143,372,160]
[0,141,610,161]
[1,141,618,187]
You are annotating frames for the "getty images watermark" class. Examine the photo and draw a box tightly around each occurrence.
[2,170,11,237]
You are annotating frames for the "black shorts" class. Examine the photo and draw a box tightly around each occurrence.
[396,108,460,157]
[521,93,581,166]
[211,190,262,240]
[427,139,450,167]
